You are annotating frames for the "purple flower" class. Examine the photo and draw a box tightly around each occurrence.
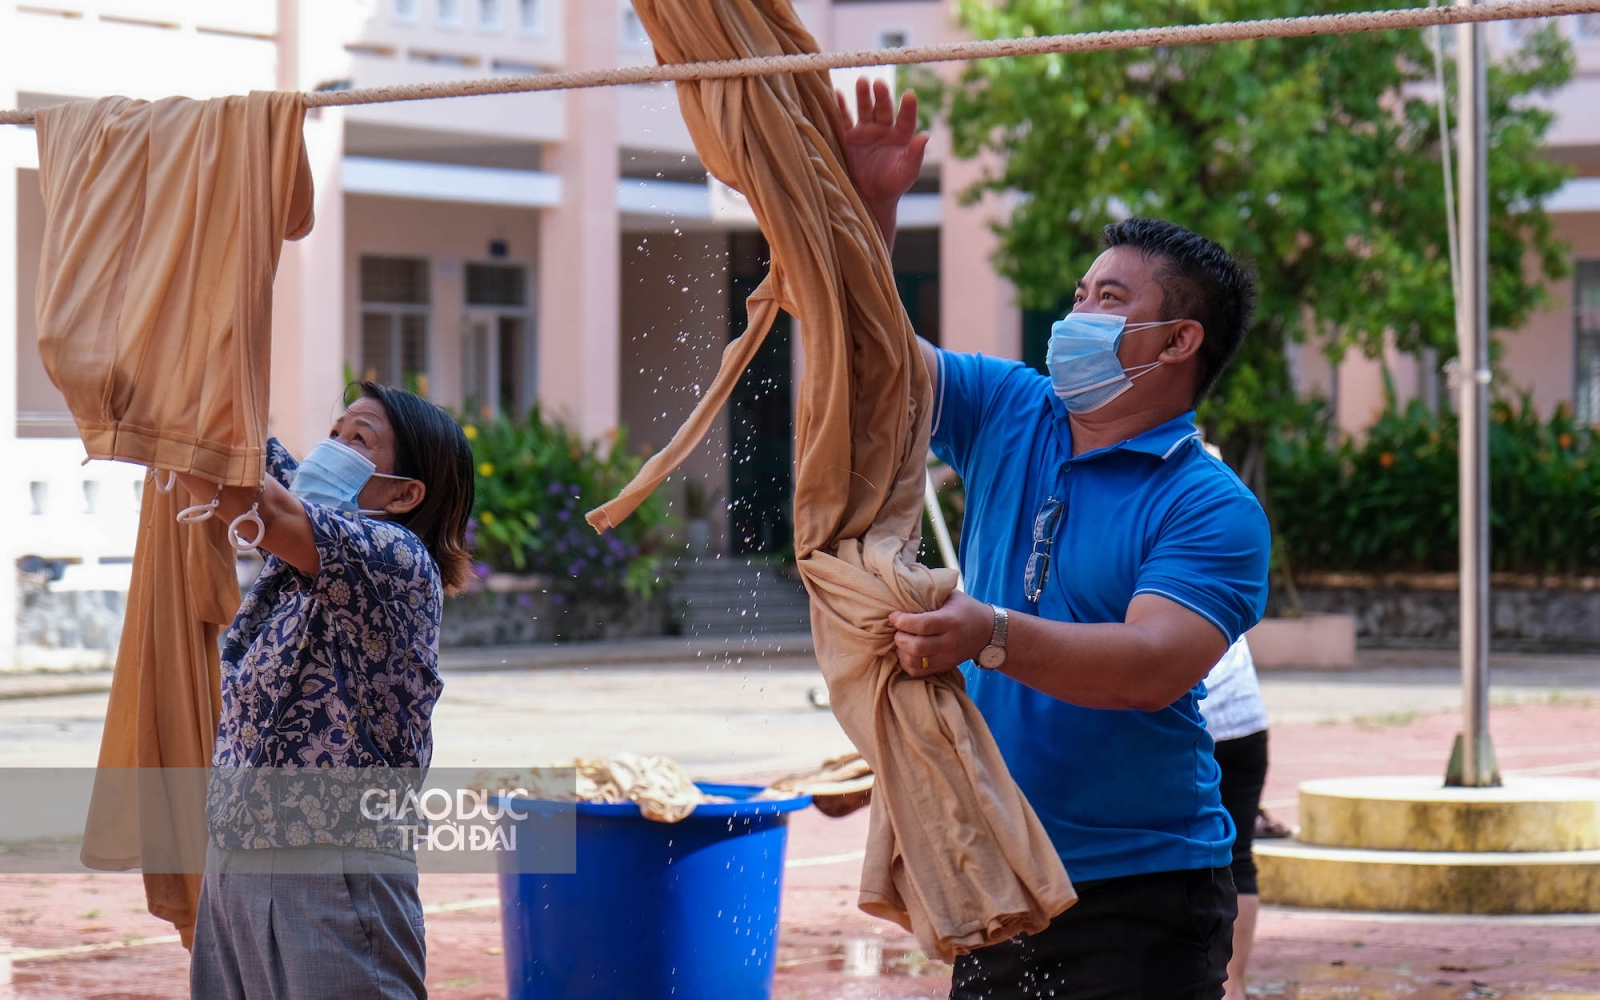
[464,517,479,548]
[557,509,571,522]
[547,482,565,496]
[516,593,534,609]
[473,562,493,579]
[569,561,587,576]
[551,593,567,607]
[586,546,598,559]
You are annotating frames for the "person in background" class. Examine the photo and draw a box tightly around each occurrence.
[1200,636,1272,1000]
[174,383,474,1000]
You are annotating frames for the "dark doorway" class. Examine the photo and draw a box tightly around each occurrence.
[727,233,794,556]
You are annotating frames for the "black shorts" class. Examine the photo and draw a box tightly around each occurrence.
[1213,728,1269,895]
[951,867,1237,1000]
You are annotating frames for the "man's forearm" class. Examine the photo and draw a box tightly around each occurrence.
[999,607,1225,712]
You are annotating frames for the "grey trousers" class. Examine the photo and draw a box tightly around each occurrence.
[190,844,427,1000]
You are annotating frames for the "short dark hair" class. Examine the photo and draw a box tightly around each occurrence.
[1102,218,1257,405]
[360,382,476,595]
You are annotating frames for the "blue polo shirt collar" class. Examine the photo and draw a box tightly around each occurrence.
[1062,409,1203,463]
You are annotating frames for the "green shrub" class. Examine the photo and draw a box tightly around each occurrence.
[464,408,673,600]
[1268,396,1600,576]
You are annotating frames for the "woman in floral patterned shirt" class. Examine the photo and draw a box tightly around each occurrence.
[173,383,473,1000]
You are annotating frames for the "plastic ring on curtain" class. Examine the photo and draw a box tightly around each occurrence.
[152,469,177,493]
[228,505,266,553]
[176,485,223,524]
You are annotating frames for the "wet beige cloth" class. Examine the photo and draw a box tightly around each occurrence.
[79,479,240,949]
[34,93,314,487]
[474,754,729,823]
[588,0,1075,961]
[569,753,727,823]
[35,92,312,947]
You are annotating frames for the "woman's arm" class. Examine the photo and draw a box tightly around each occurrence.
[173,473,320,576]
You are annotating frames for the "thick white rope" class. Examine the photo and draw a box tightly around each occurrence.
[0,0,1596,125]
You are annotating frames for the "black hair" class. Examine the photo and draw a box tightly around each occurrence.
[1102,218,1258,405]
[359,382,476,595]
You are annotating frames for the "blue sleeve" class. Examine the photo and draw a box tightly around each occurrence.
[303,503,443,643]
[265,438,298,489]
[930,349,1046,478]
[1133,485,1271,644]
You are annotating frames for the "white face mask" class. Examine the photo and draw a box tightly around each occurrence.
[1046,312,1183,413]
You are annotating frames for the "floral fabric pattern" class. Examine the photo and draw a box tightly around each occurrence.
[209,439,443,850]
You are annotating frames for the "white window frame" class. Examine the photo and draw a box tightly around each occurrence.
[391,0,420,25]
[516,0,545,36]
[436,0,464,29]
[477,0,503,31]
[359,256,433,393]
[461,262,536,419]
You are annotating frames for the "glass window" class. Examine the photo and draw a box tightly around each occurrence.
[361,257,432,393]
[1577,13,1600,39]
[877,28,910,49]
[478,0,502,30]
[466,263,527,307]
[360,256,430,305]
[392,0,419,23]
[1577,261,1600,425]
[621,1,649,49]
[462,265,534,417]
[517,0,544,34]
[437,0,463,27]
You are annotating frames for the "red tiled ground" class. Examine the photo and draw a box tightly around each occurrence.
[3,701,1597,999]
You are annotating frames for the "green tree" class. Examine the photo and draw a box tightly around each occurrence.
[932,0,1573,591]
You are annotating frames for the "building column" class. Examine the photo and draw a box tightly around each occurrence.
[268,0,349,456]
[537,1,621,442]
[939,151,1020,359]
[0,18,20,668]
[268,111,347,456]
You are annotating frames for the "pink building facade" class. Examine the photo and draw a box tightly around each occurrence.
[2,0,1597,665]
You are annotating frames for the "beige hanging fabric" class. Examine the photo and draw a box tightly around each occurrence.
[34,92,312,947]
[33,92,314,487]
[588,0,1074,960]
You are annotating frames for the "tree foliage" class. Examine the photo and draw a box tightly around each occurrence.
[934,0,1573,454]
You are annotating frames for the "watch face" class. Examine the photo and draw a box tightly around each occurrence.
[977,645,1006,670]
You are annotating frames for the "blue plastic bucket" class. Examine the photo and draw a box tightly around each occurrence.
[497,782,812,1000]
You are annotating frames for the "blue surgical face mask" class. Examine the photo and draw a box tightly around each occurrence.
[290,439,411,515]
[1045,311,1182,414]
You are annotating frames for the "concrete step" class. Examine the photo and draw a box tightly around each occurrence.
[1256,839,1600,913]
[1298,776,1600,853]
[668,559,812,637]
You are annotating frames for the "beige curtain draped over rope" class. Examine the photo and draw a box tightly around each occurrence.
[587,0,1074,961]
[34,92,313,947]
[34,93,314,487]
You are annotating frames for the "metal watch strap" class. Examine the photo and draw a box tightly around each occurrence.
[989,605,1009,649]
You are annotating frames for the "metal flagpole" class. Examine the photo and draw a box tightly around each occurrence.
[1446,0,1501,787]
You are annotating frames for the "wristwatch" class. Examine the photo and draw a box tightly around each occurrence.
[976,605,1009,670]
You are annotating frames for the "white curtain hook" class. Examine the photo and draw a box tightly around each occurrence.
[176,484,223,524]
[152,469,177,493]
[228,504,266,553]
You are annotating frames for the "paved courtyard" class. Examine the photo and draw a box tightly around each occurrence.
[0,648,1597,998]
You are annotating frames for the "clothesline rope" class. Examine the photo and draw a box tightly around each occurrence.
[1,0,1597,125]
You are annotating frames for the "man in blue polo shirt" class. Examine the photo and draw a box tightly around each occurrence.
[838,80,1271,999]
